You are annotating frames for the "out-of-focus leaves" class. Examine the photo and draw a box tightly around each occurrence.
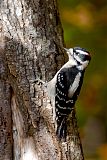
[76,102,88,127]
[98,144,107,160]
[62,5,95,30]
[96,7,107,26]
[81,74,105,111]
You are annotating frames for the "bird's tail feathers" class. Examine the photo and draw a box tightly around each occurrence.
[56,116,67,141]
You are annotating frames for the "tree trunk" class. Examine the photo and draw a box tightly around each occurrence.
[0,0,84,159]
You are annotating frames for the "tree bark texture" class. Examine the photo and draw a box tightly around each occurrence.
[0,0,84,159]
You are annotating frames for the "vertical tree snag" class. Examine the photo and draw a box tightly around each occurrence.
[0,0,84,159]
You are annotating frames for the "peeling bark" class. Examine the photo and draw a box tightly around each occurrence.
[0,0,84,159]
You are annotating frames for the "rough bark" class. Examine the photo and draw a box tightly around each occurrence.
[0,0,84,159]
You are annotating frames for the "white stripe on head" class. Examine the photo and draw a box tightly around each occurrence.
[74,55,83,64]
[76,50,89,55]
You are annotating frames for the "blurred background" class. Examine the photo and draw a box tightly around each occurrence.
[59,0,107,160]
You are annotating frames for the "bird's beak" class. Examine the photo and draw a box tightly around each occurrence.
[64,48,73,57]
[64,48,70,55]
[64,48,68,52]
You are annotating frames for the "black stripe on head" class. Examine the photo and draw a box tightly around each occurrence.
[73,47,90,54]
[79,54,91,62]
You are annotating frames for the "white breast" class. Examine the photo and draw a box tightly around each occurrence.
[68,72,81,98]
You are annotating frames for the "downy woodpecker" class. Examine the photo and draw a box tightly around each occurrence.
[47,47,91,140]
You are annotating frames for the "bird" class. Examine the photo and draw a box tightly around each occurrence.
[47,47,91,140]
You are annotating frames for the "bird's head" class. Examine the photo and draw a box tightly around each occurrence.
[64,47,91,69]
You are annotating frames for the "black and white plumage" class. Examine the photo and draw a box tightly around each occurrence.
[47,47,91,140]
